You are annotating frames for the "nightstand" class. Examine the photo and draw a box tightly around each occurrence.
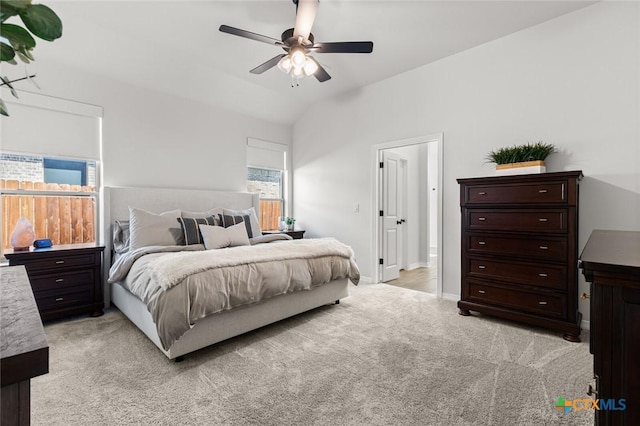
[262,230,306,240]
[5,243,105,321]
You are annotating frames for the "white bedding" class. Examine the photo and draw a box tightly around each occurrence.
[109,238,360,350]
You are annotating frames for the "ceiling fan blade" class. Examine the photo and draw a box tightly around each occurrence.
[250,54,287,74]
[219,25,283,46]
[308,57,331,82]
[311,41,374,54]
[293,0,318,43]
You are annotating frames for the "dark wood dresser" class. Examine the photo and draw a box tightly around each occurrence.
[457,171,583,341]
[5,243,105,321]
[1,265,49,426]
[580,230,640,425]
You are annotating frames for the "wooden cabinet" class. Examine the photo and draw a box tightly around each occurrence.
[457,171,582,341]
[1,266,49,426]
[5,244,104,321]
[580,230,640,425]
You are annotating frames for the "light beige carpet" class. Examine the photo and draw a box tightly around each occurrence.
[32,283,593,425]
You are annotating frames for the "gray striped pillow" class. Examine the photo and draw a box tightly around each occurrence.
[218,214,253,238]
[177,216,218,245]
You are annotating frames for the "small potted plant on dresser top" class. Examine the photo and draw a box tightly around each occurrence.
[486,141,556,175]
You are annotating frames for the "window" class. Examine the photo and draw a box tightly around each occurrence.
[1,153,98,250]
[247,167,283,231]
[246,138,288,231]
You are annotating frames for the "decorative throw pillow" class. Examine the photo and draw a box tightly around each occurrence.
[177,216,218,245]
[113,220,130,254]
[199,222,250,250]
[222,207,262,239]
[129,207,183,251]
[218,213,254,238]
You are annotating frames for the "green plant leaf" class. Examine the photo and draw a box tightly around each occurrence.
[0,2,24,23]
[19,4,62,41]
[0,41,16,61]
[1,23,37,48]
[3,1,33,8]
[0,98,9,116]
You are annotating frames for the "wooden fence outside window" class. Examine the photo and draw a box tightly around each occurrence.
[1,180,96,250]
[259,199,282,231]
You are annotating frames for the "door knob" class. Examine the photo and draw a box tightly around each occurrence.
[397,220,402,225]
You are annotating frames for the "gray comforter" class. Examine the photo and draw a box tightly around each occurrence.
[108,238,360,350]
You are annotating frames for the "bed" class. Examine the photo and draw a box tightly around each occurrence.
[101,186,359,360]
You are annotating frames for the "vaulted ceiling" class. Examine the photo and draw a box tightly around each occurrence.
[34,1,595,125]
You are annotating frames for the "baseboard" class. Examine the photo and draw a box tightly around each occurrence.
[581,319,590,331]
[407,262,430,270]
[441,292,459,302]
[358,276,373,284]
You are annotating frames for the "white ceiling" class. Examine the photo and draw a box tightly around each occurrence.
[34,1,595,125]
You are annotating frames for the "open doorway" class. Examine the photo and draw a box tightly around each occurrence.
[372,133,443,297]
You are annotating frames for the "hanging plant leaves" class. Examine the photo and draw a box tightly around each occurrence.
[0,98,8,116]
[0,42,16,61]
[1,23,37,48]
[19,4,62,41]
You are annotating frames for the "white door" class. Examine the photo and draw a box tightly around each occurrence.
[381,151,402,282]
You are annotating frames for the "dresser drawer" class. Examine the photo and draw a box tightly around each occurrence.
[465,181,567,205]
[466,209,567,233]
[34,287,93,312]
[13,252,98,273]
[28,269,95,292]
[467,280,566,319]
[468,257,567,290]
[467,234,567,260]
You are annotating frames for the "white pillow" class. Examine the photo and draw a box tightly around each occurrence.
[199,222,250,250]
[181,207,224,218]
[129,207,183,251]
[222,207,262,238]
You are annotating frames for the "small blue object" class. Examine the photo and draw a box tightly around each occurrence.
[34,239,53,249]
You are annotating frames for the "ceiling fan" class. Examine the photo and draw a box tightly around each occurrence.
[219,0,373,84]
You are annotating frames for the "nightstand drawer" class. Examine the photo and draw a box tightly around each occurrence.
[465,181,567,204]
[466,209,567,233]
[468,280,566,319]
[13,252,98,273]
[34,288,93,311]
[29,269,95,292]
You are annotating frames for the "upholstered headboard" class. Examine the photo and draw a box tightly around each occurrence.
[100,186,260,304]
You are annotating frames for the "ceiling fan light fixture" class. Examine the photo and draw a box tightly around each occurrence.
[290,47,306,68]
[303,57,318,76]
[277,56,292,73]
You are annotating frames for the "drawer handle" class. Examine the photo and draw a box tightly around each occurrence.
[55,260,65,264]
[56,278,64,282]
[539,245,548,250]
[478,217,486,221]
[539,218,548,222]
[478,241,486,245]
[538,301,548,305]
[478,290,486,294]
[478,265,486,269]
[538,273,548,277]
[55,297,64,302]
[538,189,548,193]
[478,191,487,195]
[587,384,598,397]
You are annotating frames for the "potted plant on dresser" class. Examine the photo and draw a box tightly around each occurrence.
[486,141,556,175]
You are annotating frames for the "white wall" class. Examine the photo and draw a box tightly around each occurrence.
[6,61,291,192]
[292,2,640,323]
